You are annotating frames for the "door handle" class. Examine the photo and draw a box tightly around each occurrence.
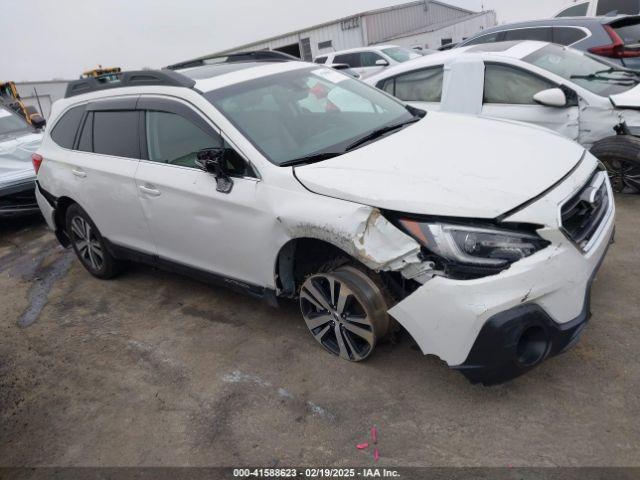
[72,168,87,178]
[139,185,161,197]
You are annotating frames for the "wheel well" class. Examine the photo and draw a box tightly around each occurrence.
[53,196,77,247]
[275,238,354,297]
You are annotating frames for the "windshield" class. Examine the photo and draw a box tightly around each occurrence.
[0,107,30,136]
[524,44,639,96]
[205,67,414,165]
[381,47,422,63]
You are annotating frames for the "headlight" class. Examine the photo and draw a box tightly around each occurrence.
[398,220,549,267]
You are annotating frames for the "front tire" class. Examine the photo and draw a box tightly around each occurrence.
[591,136,640,194]
[66,204,122,279]
[299,265,390,362]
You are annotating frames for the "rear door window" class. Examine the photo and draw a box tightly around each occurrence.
[503,27,553,42]
[596,0,640,15]
[50,105,85,149]
[314,56,328,64]
[553,27,588,45]
[92,111,140,158]
[556,2,589,16]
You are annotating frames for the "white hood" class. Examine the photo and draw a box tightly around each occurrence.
[294,112,585,218]
[610,84,640,108]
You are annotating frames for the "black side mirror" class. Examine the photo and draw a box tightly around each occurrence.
[196,148,233,194]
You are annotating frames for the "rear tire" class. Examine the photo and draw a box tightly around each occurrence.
[66,204,122,279]
[299,264,390,362]
[590,136,640,194]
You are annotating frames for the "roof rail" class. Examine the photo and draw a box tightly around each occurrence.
[166,50,299,71]
[64,69,196,98]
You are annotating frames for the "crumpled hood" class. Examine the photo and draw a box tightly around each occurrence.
[294,112,585,218]
[610,84,640,108]
[0,132,42,189]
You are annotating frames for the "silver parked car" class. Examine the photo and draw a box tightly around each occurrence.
[0,105,43,217]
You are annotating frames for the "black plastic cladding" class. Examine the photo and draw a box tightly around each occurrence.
[64,70,197,98]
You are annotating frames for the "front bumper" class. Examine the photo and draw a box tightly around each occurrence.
[388,158,616,385]
[454,229,613,385]
[0,180,39,217]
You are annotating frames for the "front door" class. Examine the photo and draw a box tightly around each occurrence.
[480,63,580,141]
[133,97,266,285]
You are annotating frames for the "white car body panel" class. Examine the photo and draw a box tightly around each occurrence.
[389,153,615,365]
[295,111,585,218]
[35,61,616,380]
[366,41,640,149]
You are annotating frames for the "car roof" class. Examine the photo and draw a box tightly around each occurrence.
[177,60,316,92]
[326,45,399,56]
[366,41,550,83]
[467,14,636,38]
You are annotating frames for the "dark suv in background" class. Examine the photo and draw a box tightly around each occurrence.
[458,15,640,69]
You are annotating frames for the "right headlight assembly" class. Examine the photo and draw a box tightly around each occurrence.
[398,220,550,269]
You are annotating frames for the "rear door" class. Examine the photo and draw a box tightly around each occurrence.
[481,63,580,140]
[53,98,154,254]
[133,96,265,284]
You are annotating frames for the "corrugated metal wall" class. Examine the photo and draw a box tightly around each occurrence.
[364,2,468,45]
[238,22,364,60]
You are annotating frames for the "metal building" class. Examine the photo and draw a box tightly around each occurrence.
[202,1,496,61]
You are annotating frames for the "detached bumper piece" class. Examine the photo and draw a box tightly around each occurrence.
[454,303,589,386]
[0,181,39,217]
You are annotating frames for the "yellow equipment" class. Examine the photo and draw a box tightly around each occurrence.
[0,81,45,128]
[81,67,122,79]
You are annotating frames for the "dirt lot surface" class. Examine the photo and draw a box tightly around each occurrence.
[0,195,638,468]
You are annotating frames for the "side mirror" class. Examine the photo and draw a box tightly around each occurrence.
[375,59,389,67]
[196,148,233,194]
[533,88,567,108]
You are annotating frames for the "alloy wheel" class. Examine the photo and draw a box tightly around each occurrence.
[300,270,385,361]
[70,215,105,272]
[605,159,640,193]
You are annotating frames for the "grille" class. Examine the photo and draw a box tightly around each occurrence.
[560,170,610,251]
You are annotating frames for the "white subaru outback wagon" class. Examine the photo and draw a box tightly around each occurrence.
[34,61,615,385]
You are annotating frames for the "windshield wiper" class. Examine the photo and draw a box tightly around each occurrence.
[344,116,422,152]
[570,68,637,83]
[279,151,344,167]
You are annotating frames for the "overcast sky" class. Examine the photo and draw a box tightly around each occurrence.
[1,0,571,81]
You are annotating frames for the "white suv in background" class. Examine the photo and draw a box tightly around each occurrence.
[34,62,614,385]
[314,45,422,77]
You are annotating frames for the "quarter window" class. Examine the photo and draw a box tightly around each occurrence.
[92,111,140,158]
[314,56,328,64]
[50,105,85,149]
[484,64,555,105]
